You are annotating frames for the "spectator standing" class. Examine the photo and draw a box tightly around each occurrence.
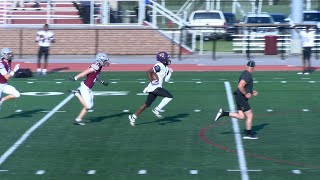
[294,25,316,75]
[35,24,55,76]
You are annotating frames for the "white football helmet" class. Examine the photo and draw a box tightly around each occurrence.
[1,48,14,61]
[95,53,109,66]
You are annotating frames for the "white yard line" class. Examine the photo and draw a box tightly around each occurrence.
[0,94,74,166]
[224,81,249,180]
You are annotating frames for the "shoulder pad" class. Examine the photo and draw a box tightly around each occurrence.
[154,65,161,72]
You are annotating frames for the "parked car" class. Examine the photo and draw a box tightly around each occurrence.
[240,12,278,36]
[223,12,239,40]
[188,10,226,40]
[303,10,320,26]
[270,13,287,23]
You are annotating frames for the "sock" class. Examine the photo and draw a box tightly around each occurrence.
[75,118,82,122]
[37,68,41,72]
[132,114,137,119]
[222,111,229,117]
[155,97,172,111]
[245,129,252,136]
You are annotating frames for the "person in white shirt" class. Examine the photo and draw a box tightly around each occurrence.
[128,51,173,126]
[294,25,316,75]
[35,24,55,76]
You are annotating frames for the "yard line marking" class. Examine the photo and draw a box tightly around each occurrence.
[0,170,9,172]
[227,169,262,172]
[189,170,198,174]
[139,82,146,84]
[15,109,22,112]
[87,170,96,175]
[88,110,94,112]
[292,170,302,174]
[0,94,74,166]
[138,169,147,175]
[36,170,46,175]
[266,109,273,112]
[196,81,202,84]
[54,79,65,81]
[56,82,62,84]
[27,82,34,84]
[168,81,174,84]
[194,109,201,112]
[302,109,309,112]
[136,93,148,96]
[281,81,287,83]
[40,110,66,113]
[253,81,258,83]
[309,81,315,83]
[111,82,118,84]
[224,81,249,180]
[123,110,130,112]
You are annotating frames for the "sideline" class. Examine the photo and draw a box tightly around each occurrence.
[0,94,74,166]
[224,81,249,180]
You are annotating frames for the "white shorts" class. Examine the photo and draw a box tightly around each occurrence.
[78,82,93,109]
[0,84,20,99]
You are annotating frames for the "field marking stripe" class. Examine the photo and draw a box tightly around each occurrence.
[224,81,249,180]
[0,94,74,166]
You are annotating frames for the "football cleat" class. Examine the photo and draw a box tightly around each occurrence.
[243,135,259,140]
[152,109,163,118]
[128,115,136,126]
[214,109,224,121]
[74,119,85,126]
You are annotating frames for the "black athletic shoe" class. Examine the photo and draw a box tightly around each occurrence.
[243,135,259,140]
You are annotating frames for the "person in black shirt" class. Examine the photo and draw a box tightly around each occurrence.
[214,60,259,139]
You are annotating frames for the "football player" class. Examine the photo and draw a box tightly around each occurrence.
[128,51,173,126]
[70,53,109,125]
[0,48,21,111]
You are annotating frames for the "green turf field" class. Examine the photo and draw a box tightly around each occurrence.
[0,71,319,180]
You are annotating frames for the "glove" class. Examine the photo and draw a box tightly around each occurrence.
[151,80,159,85]
[13,64,20,72]
[69,75,77,81]
[100,80,108,86]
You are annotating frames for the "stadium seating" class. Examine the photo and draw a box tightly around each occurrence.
[0,1,83,24]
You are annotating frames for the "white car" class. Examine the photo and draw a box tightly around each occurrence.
[188,10,226,40]
[240,13,279,36]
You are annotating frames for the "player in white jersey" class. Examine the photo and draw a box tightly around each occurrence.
[294,25,316,75]
[35,24,55,76]
[128,51,173,126]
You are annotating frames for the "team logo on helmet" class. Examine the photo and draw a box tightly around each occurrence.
[156,51,171,65]
[95,53,109,66]
[1,48,14,61]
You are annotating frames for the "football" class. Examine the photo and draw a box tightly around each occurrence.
[150,72,159,81]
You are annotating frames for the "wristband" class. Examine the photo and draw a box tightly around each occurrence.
[10,71,14,76]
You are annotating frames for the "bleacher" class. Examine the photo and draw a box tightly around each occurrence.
[0,1,83,24]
